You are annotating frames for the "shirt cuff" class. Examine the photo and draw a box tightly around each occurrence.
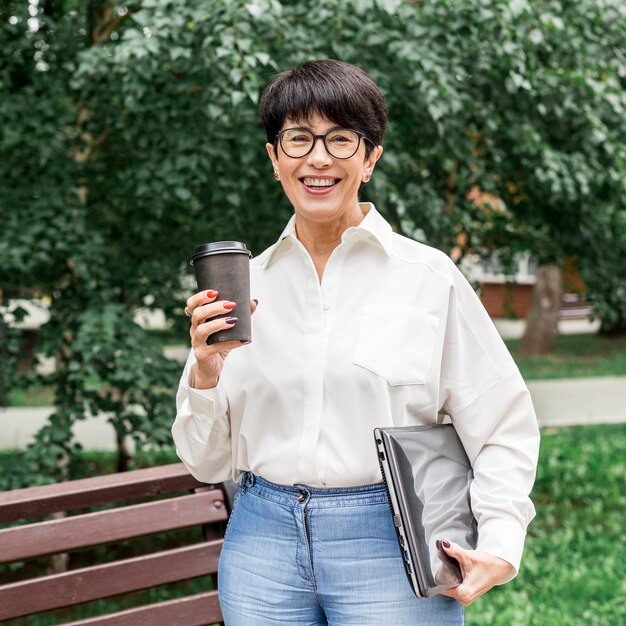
[476,516,527,583]
[188,384,229,427]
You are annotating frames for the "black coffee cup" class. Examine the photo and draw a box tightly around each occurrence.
[190,241,252,345]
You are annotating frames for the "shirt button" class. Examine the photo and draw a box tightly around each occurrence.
[322,303,331,311]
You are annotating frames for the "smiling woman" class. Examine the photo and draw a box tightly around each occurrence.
[171,59,540,626]
[263,110,383,240]
[259,62,384,242]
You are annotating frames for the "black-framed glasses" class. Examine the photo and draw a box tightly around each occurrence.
[276,127,372,159]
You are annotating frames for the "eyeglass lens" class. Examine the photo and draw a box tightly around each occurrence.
[280,129,361,159]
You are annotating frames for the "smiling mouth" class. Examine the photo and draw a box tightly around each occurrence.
[300,177,341,188]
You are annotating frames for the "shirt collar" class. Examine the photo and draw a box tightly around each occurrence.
[341,203,393,257]
[259,203,393,269]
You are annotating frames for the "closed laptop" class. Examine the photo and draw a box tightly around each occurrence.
[374,424,478,598]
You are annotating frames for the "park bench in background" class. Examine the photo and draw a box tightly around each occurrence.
[0,463,229,625]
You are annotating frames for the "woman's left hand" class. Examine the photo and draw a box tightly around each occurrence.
[438,540,515,606]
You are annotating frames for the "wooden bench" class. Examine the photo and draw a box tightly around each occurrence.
[0,463,230,625]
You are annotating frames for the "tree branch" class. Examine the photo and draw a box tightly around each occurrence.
[92,3,142,45]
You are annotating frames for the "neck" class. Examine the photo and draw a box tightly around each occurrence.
[295,202,367,281]
[295,203,366,257]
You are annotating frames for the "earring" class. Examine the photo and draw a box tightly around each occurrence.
[363,171,372,182]
[273,170,280,180]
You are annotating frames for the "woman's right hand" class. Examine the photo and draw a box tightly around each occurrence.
[186,289,257,389]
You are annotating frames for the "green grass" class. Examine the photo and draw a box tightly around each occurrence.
[7,374,103,407]
[2,424,625,625]
[506,333,626,380]
[7,385,54,407]
[466,423,626,626]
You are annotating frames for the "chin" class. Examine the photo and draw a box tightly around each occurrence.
[295,202,347,222]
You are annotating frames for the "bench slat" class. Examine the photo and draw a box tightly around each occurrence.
[63,591,222,626]
[0,464,205,523]
[0,490,227,563]
[0,540,222,620]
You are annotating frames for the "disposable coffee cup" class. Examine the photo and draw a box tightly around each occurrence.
[190,241,253,345]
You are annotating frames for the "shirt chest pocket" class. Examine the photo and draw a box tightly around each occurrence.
[353,304,440,386]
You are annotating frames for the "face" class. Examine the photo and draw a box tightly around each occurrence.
[266,113,383,225]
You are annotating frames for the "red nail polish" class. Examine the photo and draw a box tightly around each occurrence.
[442,540,451,548]
[207,290,218,298]
[223,302,236,310]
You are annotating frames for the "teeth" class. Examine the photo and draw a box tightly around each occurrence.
[303,178,336,187]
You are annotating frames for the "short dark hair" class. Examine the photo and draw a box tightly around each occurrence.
[259,59,387,157]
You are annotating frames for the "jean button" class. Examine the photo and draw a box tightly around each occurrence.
[297,489,307,503]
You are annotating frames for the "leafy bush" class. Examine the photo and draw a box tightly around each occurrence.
[1,0,625,487]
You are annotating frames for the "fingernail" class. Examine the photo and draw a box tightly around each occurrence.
[442,540,451,548]
[207,290,218,298]
[225,317,238,325]
[223,302,236,310]
[252,298,259,305]
[240,340,251,345]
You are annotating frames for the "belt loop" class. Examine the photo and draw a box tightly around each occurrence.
[239,471,255,490]
[238,471,250,491]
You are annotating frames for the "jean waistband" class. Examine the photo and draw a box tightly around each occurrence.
[238,471,389,508]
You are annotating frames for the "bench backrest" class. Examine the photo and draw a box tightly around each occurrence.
[0,463,228,625]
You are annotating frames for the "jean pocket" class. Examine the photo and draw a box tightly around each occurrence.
[353,304,439,386]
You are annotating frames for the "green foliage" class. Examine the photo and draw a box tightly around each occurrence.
[578,204,626,334]
[466,423,626,626]
[1,0,625,487]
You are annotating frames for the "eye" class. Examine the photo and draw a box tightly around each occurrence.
[291,134,311,143]
[283,130,312,144]
[328,131,357,144]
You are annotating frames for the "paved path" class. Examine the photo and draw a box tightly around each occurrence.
[2,376,624,450]
[527,376,626,427]
[0,408,119,450]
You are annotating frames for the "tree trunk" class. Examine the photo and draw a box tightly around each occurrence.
[45,512,69,575]
[518,264,562,356]
[116,431,134,473]
[0,317,7,407]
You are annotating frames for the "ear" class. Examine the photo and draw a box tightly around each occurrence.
[266,142,278,171]
[365,145,383,173]
[363,145,383,181]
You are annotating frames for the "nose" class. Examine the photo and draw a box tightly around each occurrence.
[306,137,333,168]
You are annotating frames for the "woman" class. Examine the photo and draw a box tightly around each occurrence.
[172,59,540,625]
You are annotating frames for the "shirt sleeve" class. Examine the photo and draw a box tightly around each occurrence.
[171,349,233,484]
[438,264,540,581]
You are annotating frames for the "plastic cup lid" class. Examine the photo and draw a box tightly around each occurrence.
[190,241,252,265]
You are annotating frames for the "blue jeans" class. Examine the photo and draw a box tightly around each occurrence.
[218,472,463,625]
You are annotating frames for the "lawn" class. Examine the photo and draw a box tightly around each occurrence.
[465,423,626,626]
[505,332,626,380]
[1,424,625,625]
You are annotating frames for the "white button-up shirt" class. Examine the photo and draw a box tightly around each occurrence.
[172,203,540,573]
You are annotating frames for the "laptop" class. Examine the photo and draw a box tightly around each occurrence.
[374,424,478,598]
